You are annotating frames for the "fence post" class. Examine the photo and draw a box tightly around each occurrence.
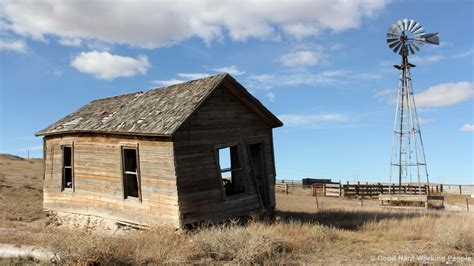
[339,182,342,197]
[467,198,470,212]
[440,184,443,193]
[315,191,319,210]
[285,184,288,195]
[356,181,360,197]
[459,185,462,195]
[323,183,326,197]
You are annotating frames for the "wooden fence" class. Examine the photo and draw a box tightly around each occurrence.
[275,183,289,194]
[318,183,443,198]
[275,179,459,197]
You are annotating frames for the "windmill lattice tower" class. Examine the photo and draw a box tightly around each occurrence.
[386,19,439,194]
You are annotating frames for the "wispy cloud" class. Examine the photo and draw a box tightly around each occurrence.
[151,79,186,87]
[152,66,244,88]
[71,51,151,80]
[418,118,435,125]
[410,55,446,65]
[4,145,43,152]
[246,69,380,89]
[278,113,350,127]
[460,124,474,132]
[245,69,381,102]
[265,91,276,102]
[408,48,473,65]
[453,48,474,59]
[211,65,245,76]
[58,37,82,47]
[374,88,396,98]
[177,73,211,80]
[0,38,27,53]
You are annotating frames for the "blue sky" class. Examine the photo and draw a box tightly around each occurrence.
[0,0,472,184]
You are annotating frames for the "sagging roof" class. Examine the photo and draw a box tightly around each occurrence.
[36,73,283,137]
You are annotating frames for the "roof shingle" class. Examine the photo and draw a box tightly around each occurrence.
[36,73,282,137]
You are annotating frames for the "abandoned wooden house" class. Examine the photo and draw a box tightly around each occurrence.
[36,73,283,228]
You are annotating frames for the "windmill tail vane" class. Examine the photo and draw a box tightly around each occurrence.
[386,19,439,194]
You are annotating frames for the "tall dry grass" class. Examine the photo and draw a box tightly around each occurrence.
[41,210,473,264]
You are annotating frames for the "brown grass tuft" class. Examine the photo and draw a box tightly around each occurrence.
[432,213,474,254]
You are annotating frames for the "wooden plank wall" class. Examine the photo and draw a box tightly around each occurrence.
[173,84,277,225]
[43,134,180,227]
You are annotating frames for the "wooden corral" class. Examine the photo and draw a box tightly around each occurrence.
[316,182,443,198]
[36,74,283,228]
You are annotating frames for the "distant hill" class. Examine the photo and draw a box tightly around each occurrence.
[0,153,43,161]
[0,153,43,188]
[0,153,26,161]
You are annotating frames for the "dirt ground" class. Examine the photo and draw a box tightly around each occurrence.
[0,154,473,264]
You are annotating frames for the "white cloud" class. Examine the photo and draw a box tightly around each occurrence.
[280,49,324,67]
[281,23,320,39]
[0,0,389,48]
[460,124,474,132]
[211,65,245,76]
[415,82,473,108]
[278,113,350,127]
[0,38,26,53]
[177,73,211,80]
[71,51,151,80]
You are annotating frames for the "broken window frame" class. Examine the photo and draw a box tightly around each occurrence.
[61,144,74,192]
[120,146,142,201]
[214,143,249,200]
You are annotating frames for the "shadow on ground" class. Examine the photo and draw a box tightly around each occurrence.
[274,209,438,230]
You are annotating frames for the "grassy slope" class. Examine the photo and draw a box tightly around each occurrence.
[0,154,46,246]
[0,154,472,264]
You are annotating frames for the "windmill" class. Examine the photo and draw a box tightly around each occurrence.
[386,19,439,194]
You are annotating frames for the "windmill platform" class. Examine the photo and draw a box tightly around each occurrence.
[379,194,444,209]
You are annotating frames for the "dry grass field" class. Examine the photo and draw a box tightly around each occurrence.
[0,154,473,264]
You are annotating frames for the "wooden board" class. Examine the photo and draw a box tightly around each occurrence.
[43,134,180,227]
[173,84,277,226]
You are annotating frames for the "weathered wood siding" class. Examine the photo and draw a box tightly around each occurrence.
[173,83,277,225]
[43,134,179,227]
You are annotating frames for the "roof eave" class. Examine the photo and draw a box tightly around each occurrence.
[35,130,172,138]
